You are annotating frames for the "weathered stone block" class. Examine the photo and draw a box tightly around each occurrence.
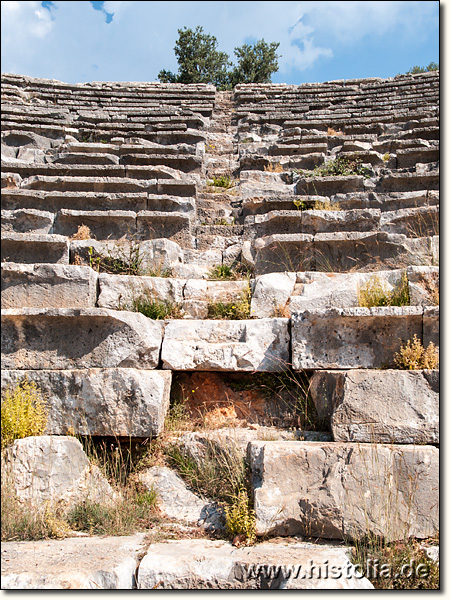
[1,308,163,369]
[161,319,290,371]
[250,272,296,318]
[292,307,423,369]
[1,369,171,437]
[1,535,146,589]
[248,441,439,541]
[137,539,373,589]
[309,370,439,443]
[3,435,116,507]
[1,263,98,309]
[1,232,69,264]
[423,306,439,349]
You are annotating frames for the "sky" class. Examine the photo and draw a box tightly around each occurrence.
[0,1,441,85]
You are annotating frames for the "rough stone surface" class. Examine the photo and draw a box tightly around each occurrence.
[1,263,98,309]
[1,369,171,437]
[291,307,423,369]
[309,369,439,443]
[1,534,146,589]
[3,436,116,507]
[249,441,439,541]
[137,538,374,589]
[138,467,224,531]
[1,308,163,369]
[161,318,290,371]
[250,272,296,318]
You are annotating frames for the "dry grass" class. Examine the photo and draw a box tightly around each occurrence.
[327,127,343,136]
[394,335,439,370]
[71,224,92,240]
[264,162,284,173]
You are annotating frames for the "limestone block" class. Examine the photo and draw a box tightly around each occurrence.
[70,238,184,273]
[309,370,439,444]
[1,263,98,309]
[137,539,373,589]
[407,266,439,306]
[161,318,290,371]
[54,208,137,239]
[253,234,315,275]
[292,307,423,369]
[423,306,439,349]
[138,467,224,531]
[250,272,296,318]
[3,435,116,507]
[1,232,69,264]
[248,441,439,541]
[1,308,163,369]
[1,209,54,234]
[1,369,171,437]
[301,208,380,234]
[97,274,185,309]
[1,534,146,589]
[291,269,414,311]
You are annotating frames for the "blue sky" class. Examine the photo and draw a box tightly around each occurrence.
[1,1,441,85]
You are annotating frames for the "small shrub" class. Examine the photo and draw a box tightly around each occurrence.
[358,272,410,308]
[383,153,391,162]
[208,175,234,189]
[71,224,92,240]
[213,217,235,226]
[224,488,256,544]
[208,264,235,280]
[1,379,48,449]
[128,290,183,320]
[394,335,439,370]
[301,156,371,178]
[88,237,146,276]
[207,284,251,320]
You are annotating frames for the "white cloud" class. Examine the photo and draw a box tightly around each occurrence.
[1,1,54,41]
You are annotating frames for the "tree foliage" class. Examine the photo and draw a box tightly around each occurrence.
[405,62,439,74]
[158,26,280,89]
[229,40,281,87]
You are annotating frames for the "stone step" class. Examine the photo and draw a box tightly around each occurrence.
[137,538,373,589]
[161,318,290,372]
[1,189,194,213]
[1,534,147,590]
[1,368,171,437]
[248,440,439,541]
[1,263,98,309]
[291,306,438,369]
[2,208,55,234]
[97,273,249,319]
[1,232,69,264]
[252,232,438,274]
[1,308,163,370]
[244,208,381,236]
[0,535,374,590]
[18,175,196,196]
[51,209,193,243]
[309,369,439,444]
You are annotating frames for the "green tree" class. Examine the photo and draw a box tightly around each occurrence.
[230,39,280,86]
[158,26,231,89]
[158,27,280,90]
[405,62,439,74]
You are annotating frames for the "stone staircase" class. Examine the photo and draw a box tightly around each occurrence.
[1,71,439,588]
